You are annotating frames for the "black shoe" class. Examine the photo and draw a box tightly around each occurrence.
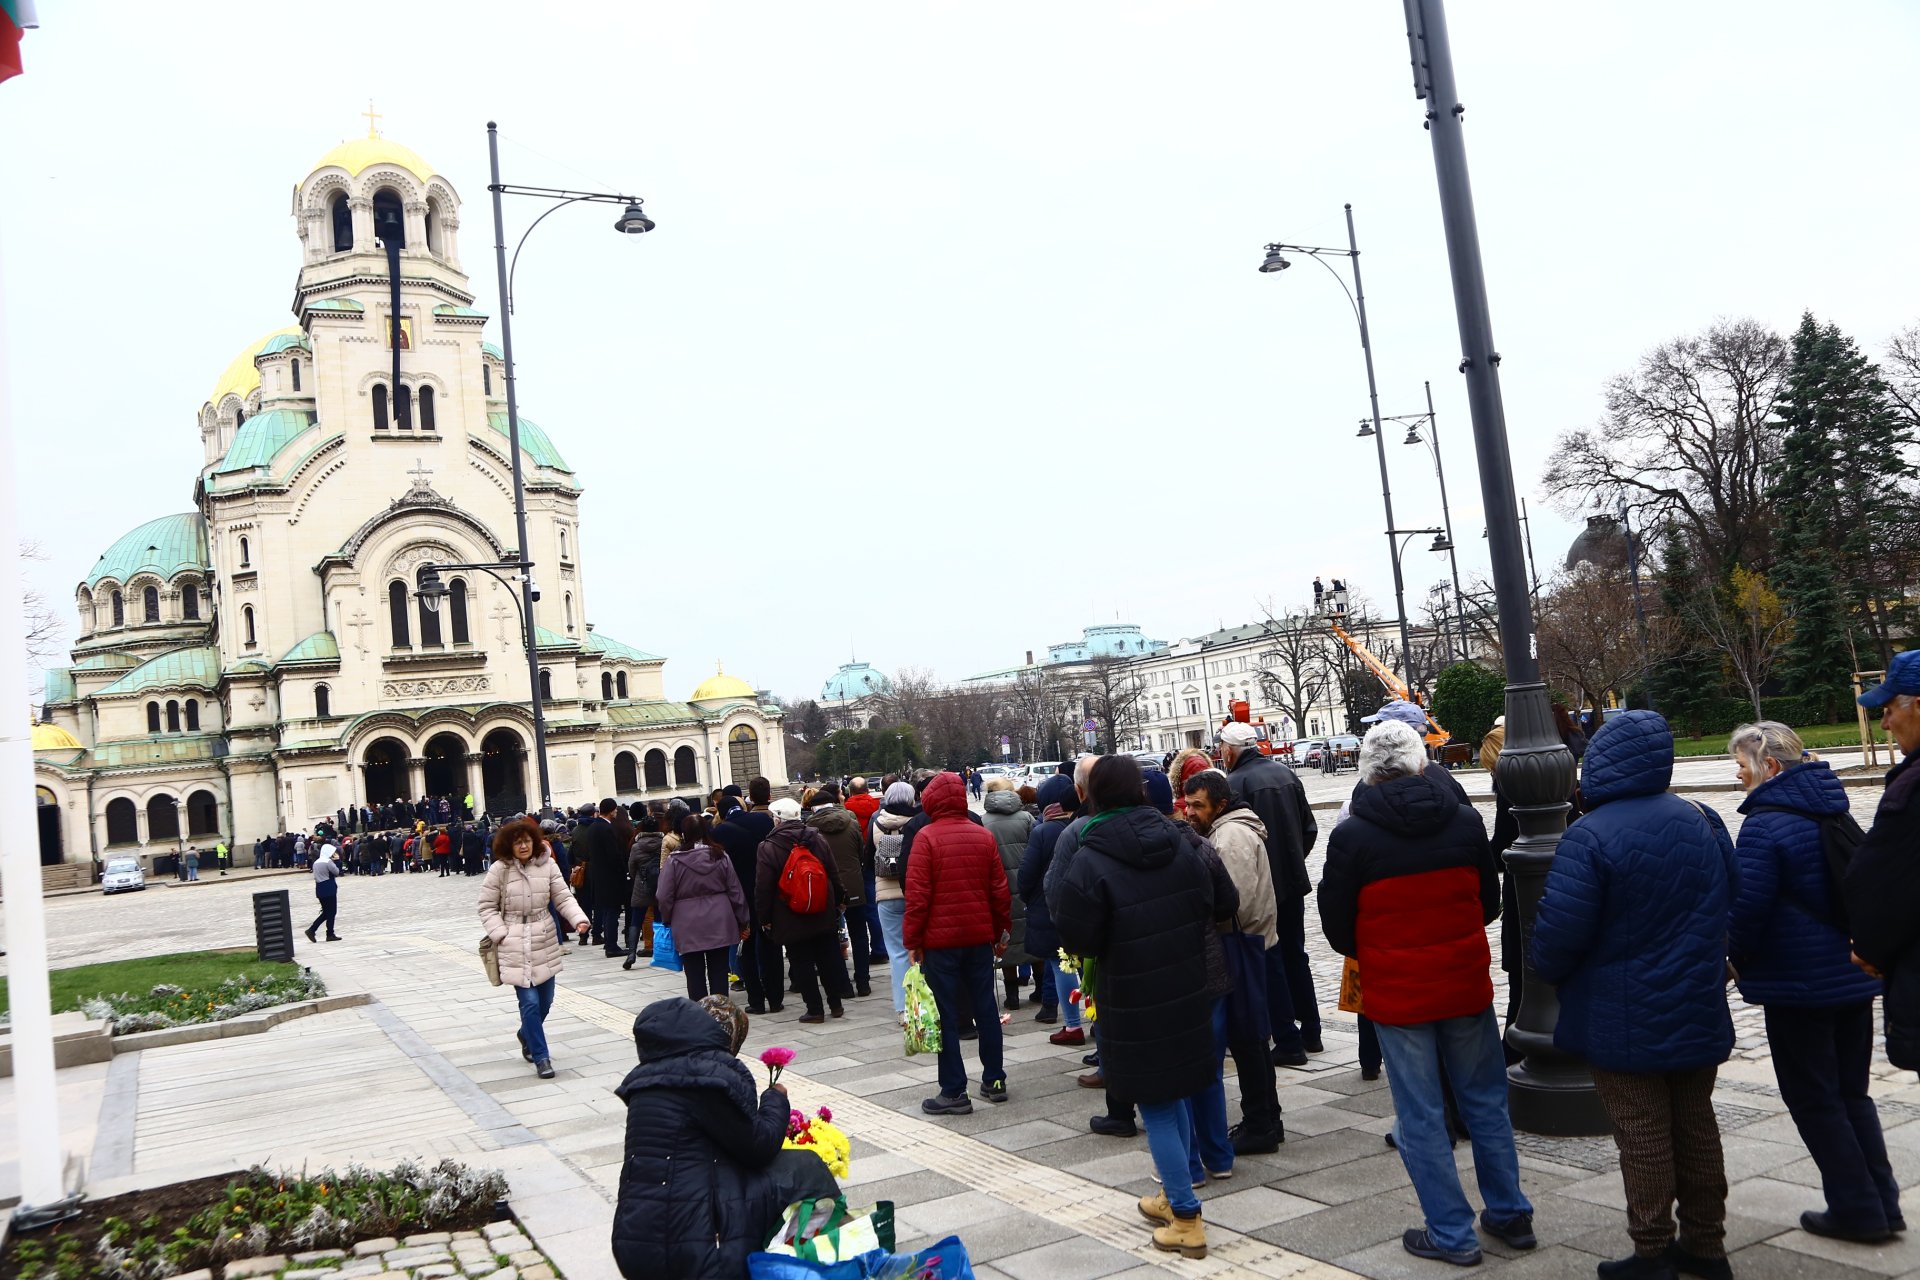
[747,1003,768,1015]
[1229,1123,1282,1155]
[829,1002,845,1019]
[1401,1228,1481,1267]
[622,957,635,970]
[1089,1114,1138,1138]
[517,1031,533,1063]
[1597,1255,1676,1280]
[922,1093,972,1116]
[1272,1047,1309,1067]
[534,1059,556,1079]
[855,983,872,998]
[304,926,318,943]
[1799,1210,1895,1243]
[766,1003,785,1015]
[798,1012,826,1025]
[1302,1035,1325,1054]
[603,946,623,958]
[1035,1007,1058,1024]
[1890,1215,1907,1233]
[1083,1051,1101,1067]
[1663,1244,1732,1280]
[325,934,342,942]
[982,1078,1008,1103]
[1004,995,1021,1011]
[1361,1069,1381,1081]
[1479,1211,1536,1250]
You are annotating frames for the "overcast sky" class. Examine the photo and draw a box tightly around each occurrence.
[5,2,1917,704]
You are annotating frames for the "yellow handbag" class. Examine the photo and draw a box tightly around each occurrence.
[1337,955,1364,1015]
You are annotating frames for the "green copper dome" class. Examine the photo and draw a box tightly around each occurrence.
[585,631,662,663]
[86,514,209,588]
[484,412,571,474]
[214,409,318,476]
[97,646,221,697]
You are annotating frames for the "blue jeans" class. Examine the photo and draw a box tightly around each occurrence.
[515,977,557,1063]
[1184,998,1233,1179]
[1139,1101,1202,1216]
[1375,1007,1532,1254]
[877,899,908,1013]
[921,945,1004,1099]
[1044,955,1079,1027]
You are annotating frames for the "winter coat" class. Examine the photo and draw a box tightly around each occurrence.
[1016,774,1079,959]
[628,832,664,912]
[897,801,983,887]
[1225,750,1317,900]
[806,806,867,908]
[477,854,589,989]
[656,843,750,954]
[1728,761,1881,1008]
[1319,773,1499,1027]
[1842,751,1920,1069]
[870,806,914,904]
[573,816,626,899]
[983,789,1035,965]
[713,810,775,916]
[1531,710,1738,1073]
[845,790,881,841]
[904,772,1011,954]
[1051,805,1239,1105]
[611,1000,799,1280]
[754,820,847,944]
[1204,804,1279,948]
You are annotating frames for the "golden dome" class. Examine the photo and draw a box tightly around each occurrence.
[313,135,437,183]
[31,722,82,752]
[210,326,303,407]
[689,663,757,704]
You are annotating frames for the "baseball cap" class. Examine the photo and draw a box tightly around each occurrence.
[1219,722,1259,748]
[1859,650,1920,708]
[1363,699,1429,730]
[768,797,803,822]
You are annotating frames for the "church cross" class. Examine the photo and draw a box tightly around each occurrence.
[347,608,372,657]
[490,600,514,647]
[406,458,433,493]
[362,101,383,139]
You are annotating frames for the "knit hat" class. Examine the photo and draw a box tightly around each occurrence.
[883,781,918,807]
[1142,769,1175,816]
[1035,773,1077,812]
[768,797,803,822]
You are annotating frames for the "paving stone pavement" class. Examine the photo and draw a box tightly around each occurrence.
[1,774,1915,1280]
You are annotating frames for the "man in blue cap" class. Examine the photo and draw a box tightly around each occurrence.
[1843,650,1920,1076]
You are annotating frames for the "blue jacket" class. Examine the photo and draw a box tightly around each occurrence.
[1017,774,1079,961]
[1729,761,1882,1009]
[1530,710,1738,1073]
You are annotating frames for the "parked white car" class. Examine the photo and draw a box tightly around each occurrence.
[101,856,146,894]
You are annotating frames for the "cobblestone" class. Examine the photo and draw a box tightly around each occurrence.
[224,1257,288,1278]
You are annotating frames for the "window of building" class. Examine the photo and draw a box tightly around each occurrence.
[315,684,331,718]
[418,590,442,646]
[372,384,389,431]
[614,752,638,792]
[290,358,301,392]
[143,586,160,623]
[146,702,161,733]
[601,672,614,701]
[395,384,413,431]
[425,202,442,255]
[329,192,353,252]
[674,745,699,786]
[644,749,669,790]
[539,669,553,702]
[559,528,570,562]
[388,580,410,648]
[449,578,469,644]
[239,535,251,568]
[184,700,199,731]
[182,584,200,620]
[165,700,180,733]
[616,671,628,699]
[111,591,124,626]
[105,797,138,845]
[563,592,574,632]
[242,605,257,647]
[1186,698,1199,716]
[483,364,492,396]
[371,188,405,249]
[419,386,435,432]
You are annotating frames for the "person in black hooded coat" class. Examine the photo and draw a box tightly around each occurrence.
[611,997,835,1279]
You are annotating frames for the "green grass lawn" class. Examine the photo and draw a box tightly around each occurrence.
[0,949,299,1016]
[1670,721,1887,758]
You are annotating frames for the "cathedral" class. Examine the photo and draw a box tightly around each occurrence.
[31,131,783,870]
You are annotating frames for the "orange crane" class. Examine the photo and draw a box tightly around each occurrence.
[1317,581,1449,747]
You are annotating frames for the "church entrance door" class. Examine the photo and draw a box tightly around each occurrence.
[481,729,527,816]
[363,737,409,805]
[423,733,466,806]
[37,787,62,866]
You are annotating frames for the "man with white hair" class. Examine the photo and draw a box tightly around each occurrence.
[1320,720,1529,1267]
[1218,722,1320,1066]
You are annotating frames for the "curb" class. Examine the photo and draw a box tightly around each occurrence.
[111,992,372,1053]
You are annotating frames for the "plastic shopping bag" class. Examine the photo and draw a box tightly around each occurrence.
[650,921,683,972]
[749,1235,975,1280]
[764,1197,897,1262]
[901,964,942,1057]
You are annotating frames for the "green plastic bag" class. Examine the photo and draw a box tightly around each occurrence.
[902,964,942,1056]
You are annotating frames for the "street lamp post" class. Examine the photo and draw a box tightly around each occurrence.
[1387,527,1449,691]
[1402,0,1605,1134]
[416,561,538,811]
[1260,205,1418,686]
[485,121,652,811]
[1389,381,1471,663]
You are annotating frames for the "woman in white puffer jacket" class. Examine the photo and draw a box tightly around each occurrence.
[479,817,590,1078]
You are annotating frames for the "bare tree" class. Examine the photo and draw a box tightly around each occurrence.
[1007,665,1077,761]
[1887,321,1920,443]
[1534,564,1671,711]
[879,665,942,732]
[1688,565,1793,718]
[21,540,64,699]
[1249,606,1334,740]
[1076,654,1149,754]
[1543,319,1789,579]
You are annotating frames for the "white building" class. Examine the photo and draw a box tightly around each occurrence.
[31,131,783,869]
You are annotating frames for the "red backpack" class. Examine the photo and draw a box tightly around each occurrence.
[778,838,831,914]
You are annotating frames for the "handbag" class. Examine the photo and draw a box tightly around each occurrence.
[763,1197,897,1262]
[569,861,588,888]
[478,935,502,986]
[1220,924,1270,1043]
[901,964,941,1056]
[650,921,683,972]
[1338,954,1364,1015]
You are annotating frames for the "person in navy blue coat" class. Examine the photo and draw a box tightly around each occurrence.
[1531,710,1738,1280]
[1729,722,1902,1243]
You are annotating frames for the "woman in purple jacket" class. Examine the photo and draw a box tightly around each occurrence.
[655,814,752,1001]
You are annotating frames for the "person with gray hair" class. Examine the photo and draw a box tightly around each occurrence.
[1320,719,1529,1266]
[1730,719,1902,1243]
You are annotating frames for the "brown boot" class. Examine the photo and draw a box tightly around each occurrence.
[1077,1071,1106,1090]
[1152,1211,1207,1259]
[1137,1194,1173,1227]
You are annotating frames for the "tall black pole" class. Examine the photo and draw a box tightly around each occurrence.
[488,121,553,813]
[1423,380,1472,663]
[1344,205,1416,682]
[1403,0,1605,1134]
[1620,501,1655,711]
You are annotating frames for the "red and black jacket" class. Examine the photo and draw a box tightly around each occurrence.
[1318,772,1499,1026]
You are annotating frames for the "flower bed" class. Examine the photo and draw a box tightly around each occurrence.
[2,1160,510,1280]
[79,972,326,1036]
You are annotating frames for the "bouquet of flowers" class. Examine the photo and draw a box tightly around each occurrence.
[760,1046,796,1084]
[783,1105,852,1179]
[1057,950,1098,1023]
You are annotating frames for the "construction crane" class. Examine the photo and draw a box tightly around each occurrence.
[1313,579,1450,747]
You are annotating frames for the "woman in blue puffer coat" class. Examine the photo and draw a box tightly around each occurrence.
[1728,722,1902,1243]
[1531,710,1738,1280]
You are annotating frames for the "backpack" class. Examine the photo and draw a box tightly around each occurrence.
[873,827,907,881]
[1748,806,1865,932]
[779,838,832,914]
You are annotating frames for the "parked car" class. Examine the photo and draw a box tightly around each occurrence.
[1023,762,1062,788]
[102,856,146,894]
[1130,751,1167,772]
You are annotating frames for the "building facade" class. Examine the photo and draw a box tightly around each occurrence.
[32,132,782,867]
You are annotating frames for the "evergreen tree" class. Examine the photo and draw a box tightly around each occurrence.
[1647,526,1721,736]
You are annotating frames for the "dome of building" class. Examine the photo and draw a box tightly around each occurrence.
[86,513,210,588]
[312,135,437,183]
[689,664,756,704]
[210,326,304,407]
[1565,513,1629,573]
[31,722,82,752]
[822,661,889,703]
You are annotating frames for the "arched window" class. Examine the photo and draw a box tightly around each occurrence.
[644,749,669,790]
[105,797,138,845]
[483,363,492,396]
[449,579,470,644]
[315,684,331,718]
[186,790,219,837]
[425,202,442,255]
[330,192,353,252]
[388,580,410,648]
[559,528,570,562]
[395,384,413,431]
[419,385,436,432]
[142,585,160,622]
[290,358,301,392]
[111,591,124,626]
[602,672,614,701]
[372,188,405,249]
[184,700,199,731]
[182,584,200,620]
[418,588,442,646]
[616,671,629,699]
[147,794,180,841]
[146,702,161,733]
[372,384,390,431]
[614,753,638,793]
[539,669,553,702]
[564,592,575,631]
[238,535,251,568]
[235,407,245,427]
[242,605,257,647]
[165,700,181,733]
[674,745,699,786]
